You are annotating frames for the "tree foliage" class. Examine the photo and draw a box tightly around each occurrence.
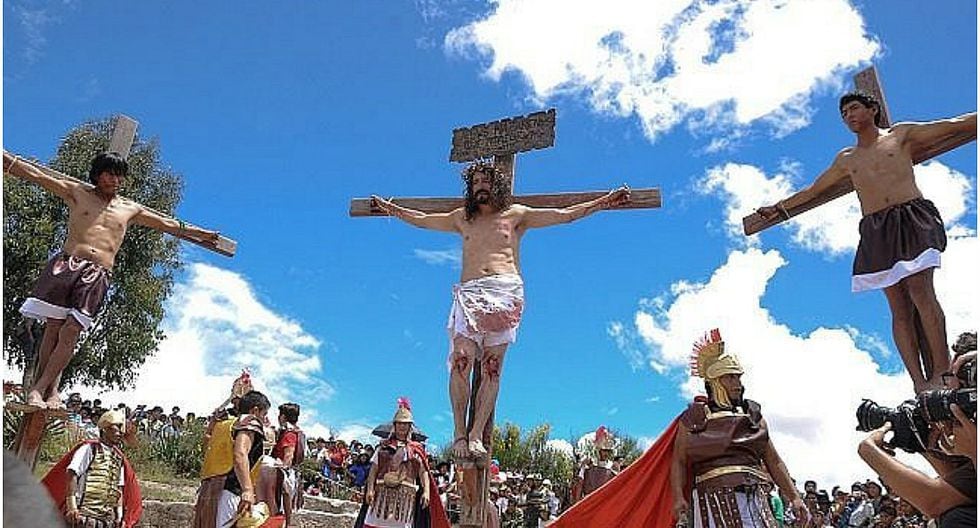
[3,117,183,389]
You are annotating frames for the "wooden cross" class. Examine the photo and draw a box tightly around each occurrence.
[8,116,235,468]
[349,109,662,216]
[7,115,238,256]
[350,109,660,527]
[742,65,978,235]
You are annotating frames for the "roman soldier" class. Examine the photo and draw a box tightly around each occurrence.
[573,426,618,503]
[42,409,142,528]
[550,329,806,528]
[670,329,807,528]
[355,398,450,528]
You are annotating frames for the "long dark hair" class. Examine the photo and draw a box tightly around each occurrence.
[461,160,512,221]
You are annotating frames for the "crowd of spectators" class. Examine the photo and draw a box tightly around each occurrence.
[773,479,927,528]
[60,392,202,443]
[32,381,972,528]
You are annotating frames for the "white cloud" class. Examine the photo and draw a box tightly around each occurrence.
[700,160,975,255]
[79,263,333,431]
[546,438,574,457]
[413,247,463,268]
[697,162,795,246]
[446,0,879,141]
[334,423,378,445]
[637,436,657,452]
[618,247,970,485]
[933,233,978,337]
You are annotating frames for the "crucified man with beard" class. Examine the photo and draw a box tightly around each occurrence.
[372,159,629,460]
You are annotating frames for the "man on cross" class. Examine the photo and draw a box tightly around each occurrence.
[372,159,629,460]
[3,150,220,410]
[756,93,976,392]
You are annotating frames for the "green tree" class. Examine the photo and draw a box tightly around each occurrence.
[440,422,577,494]
[3,117,183,389]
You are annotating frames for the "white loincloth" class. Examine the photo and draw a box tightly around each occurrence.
[447,273,525,350]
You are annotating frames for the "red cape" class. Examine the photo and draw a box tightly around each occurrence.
[551,418,681,528]
[42,439,143,528]
[407,441,452,528]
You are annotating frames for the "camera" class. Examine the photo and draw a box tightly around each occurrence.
[856,357,976,453]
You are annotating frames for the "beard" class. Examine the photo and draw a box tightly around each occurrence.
[475,190,491,203]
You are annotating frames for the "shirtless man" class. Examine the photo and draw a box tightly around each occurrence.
[757,93,977,392]
[372,159,629,459]
[3,150,219,409]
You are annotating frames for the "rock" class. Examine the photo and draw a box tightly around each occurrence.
[302,494,362,515]
[134,499,358,528]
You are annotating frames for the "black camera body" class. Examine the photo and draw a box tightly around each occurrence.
[856,359,976,453]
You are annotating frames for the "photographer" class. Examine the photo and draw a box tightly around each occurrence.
[857,334,977,528]
[945,349,977,465]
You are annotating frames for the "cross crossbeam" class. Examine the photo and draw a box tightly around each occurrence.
[742,66,976,236]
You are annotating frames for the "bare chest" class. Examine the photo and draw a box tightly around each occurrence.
[841,136,914,191]
[460,214,520,249]
[70,195,137,232]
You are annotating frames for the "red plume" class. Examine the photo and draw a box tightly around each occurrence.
[397,396,412,411]
[690,329,723,376]
[595,425,609,442]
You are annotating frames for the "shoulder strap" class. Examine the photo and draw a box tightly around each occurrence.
[679,401,708,433]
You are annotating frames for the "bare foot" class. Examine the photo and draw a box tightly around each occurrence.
[452,437,469,459]
[468,438,488,459]
[45,395,65,411]
[25,389,46,408]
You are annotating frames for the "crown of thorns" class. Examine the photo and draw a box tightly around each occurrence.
[461,159,503,182]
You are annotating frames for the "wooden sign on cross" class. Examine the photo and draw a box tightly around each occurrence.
[741,65,977,235]
[349,108,662,217]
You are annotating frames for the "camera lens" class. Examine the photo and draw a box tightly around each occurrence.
[856,399,889,431]
[918,390,953,422]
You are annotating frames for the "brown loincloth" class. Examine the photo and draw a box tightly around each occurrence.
[852,198,946,292]
[19,252,111,330]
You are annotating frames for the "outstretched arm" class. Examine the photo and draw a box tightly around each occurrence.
[901,112,977,154]
[520,186,631,229]
[3,150,81,202]
[761,419,807,523]
[131,205,220,243]
[371,195,459,233]
[757,151,849,221]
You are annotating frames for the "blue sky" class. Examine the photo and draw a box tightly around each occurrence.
[3,1,976,485]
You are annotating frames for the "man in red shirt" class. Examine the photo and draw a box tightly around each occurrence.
[272,403,305,525]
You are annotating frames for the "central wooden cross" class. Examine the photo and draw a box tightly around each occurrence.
[350,109,661,527]
[349,108,662,217]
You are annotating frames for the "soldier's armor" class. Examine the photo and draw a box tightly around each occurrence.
[78,444,123,524]
[581,463,617,496]
[680,400,777,528]
[369,441,422,525]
